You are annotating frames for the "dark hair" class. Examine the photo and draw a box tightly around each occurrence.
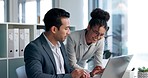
[43,8,70,31]
[89,8,110,30]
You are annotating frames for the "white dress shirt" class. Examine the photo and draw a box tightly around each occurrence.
[43,33,65,74]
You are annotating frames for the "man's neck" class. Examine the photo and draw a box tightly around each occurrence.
[44,32,58,46]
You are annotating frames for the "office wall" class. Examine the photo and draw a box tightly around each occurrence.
[59,0,88,30]
[5,0,19,22]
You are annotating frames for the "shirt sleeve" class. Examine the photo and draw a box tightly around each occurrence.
[66,35,84,69]
[93,38,105,67]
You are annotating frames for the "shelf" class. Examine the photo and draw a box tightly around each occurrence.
[0,23,44,78]
[0,60,7,78]
[0,57,7,60]
[0,23,7,58]
[8,56,24,60]
[8,58,25,78]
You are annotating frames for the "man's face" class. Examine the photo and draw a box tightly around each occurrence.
[55,18,70,42]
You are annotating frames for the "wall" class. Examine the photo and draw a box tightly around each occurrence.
[59,0,88,30]
[4,0,19,22]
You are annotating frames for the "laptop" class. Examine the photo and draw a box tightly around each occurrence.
[92,55,133,78]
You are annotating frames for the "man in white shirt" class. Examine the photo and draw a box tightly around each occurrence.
[24,8,90,78]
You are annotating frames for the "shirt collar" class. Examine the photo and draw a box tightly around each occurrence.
[43,33,61,49]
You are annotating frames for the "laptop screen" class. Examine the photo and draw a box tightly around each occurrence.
[100,55,133,78]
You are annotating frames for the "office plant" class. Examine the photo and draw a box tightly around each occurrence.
[138,67,148,72]
[138,67,148,78]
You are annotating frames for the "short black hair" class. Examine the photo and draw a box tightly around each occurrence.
[43,8,70,31]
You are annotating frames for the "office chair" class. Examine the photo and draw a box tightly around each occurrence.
[16,65,27,78]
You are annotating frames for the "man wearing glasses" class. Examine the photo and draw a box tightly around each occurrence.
[66,8,110,77]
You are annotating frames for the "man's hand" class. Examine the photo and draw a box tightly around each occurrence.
[71,69,90,78]
[90,66,104,77]
[80,71,90,78]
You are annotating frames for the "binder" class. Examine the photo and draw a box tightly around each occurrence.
[8,29,14,57]
[8,28,19,57]
[36,29,44,38]
[36,29,40,38]
[19,29,25,56]
[19,29,30,56]
[24,29,30,47]
[13,28,19,57]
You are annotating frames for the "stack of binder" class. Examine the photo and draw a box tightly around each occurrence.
[8,28,30,57]
[19,29,30,56]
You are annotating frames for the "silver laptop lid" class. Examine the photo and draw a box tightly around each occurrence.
[101,55,133,78]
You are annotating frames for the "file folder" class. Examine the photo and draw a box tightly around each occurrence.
[8,28,19,57]
[19,29,30,56]
[13,28,19,57]
[36,29,44,38]
[19,29,25,56]
[24,29,30,47]
[8,29,14,57]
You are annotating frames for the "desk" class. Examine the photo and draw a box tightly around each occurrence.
[90,71,137,78]
[122,70,136,78]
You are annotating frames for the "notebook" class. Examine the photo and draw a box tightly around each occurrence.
[92,55,133,78]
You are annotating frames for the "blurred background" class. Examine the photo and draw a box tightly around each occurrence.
[0,0,148,77]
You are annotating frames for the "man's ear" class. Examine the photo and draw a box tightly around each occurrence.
[51,26,58,33]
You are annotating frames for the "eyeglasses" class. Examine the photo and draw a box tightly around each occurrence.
[91,28,105,37]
